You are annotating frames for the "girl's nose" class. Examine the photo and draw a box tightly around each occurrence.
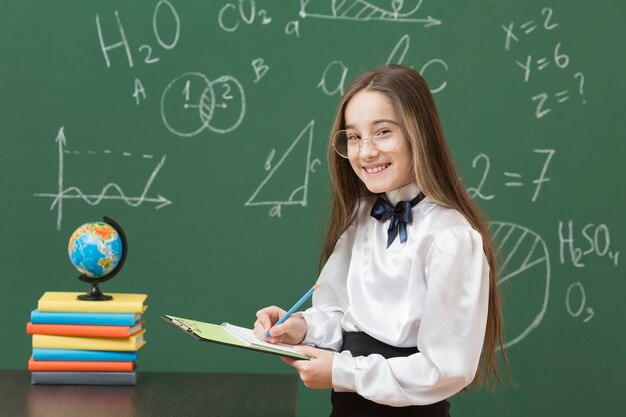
[359,139,378,158]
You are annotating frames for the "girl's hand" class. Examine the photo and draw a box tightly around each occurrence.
[253,306,307,345]
[281,346,334,389]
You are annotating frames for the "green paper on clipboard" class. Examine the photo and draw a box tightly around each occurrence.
[162,315,310,360]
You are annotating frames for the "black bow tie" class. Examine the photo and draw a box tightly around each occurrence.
[370,192,425,248]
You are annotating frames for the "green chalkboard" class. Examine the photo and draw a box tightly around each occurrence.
[1,1,624,416]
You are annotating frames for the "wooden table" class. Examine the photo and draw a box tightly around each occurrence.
[0,370,298,417]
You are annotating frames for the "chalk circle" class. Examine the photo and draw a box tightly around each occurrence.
[161,72,215,138]
[489,222,550,350]
[204,75,246,134]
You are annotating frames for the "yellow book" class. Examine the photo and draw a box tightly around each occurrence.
[38,292,147,313]
[32,330,146,351]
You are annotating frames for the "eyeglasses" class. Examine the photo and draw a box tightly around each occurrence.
[332,128,401,159]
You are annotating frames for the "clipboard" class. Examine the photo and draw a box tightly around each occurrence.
[161,315,310,360]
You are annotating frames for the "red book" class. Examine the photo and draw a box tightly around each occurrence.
[26,321,143,338]
[28,357,136,372]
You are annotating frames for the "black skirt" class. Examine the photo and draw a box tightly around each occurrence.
[330,332,451,417]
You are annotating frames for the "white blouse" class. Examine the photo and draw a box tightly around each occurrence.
[300,182,489,407]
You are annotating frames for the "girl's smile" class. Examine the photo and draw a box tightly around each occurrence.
[363,163,391,174]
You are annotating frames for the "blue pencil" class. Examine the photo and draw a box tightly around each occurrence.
[265,284,319,339]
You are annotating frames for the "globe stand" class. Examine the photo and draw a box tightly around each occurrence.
[77,216,128,302]
[78,281,112,301]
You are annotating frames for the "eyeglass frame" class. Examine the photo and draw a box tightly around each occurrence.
[331,124,403,159]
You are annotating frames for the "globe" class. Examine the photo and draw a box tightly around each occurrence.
[68,222,123,278]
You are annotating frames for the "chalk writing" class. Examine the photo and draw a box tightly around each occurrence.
[502,7,559,51]
[467,154,494,201]
[251,58,270,83]
[299,0,442,26]
[502,7,586,118]
[558,220,620,268]
[34,128,171,230]
[318,34,448,96]
[245,121,320,217]
[161,72,246,137]
[284,19,301,37]
[467,149,555,202]
[133,78,147,105]
[565,282,594,323]
[490,221,550,349]
[96,0,180,68]
[385,35,448,93]
[218,0,272,32]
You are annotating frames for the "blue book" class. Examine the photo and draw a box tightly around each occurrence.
[32,348,138,362]
[30,309,142,326]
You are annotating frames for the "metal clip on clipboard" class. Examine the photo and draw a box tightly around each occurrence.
[171,318,190,332]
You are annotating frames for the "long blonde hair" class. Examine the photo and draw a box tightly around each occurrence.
[321,64,508,387]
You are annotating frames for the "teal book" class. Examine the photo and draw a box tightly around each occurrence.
[30,309,142,326]
[32,348,138,362]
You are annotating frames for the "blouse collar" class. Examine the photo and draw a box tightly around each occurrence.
[385,182,421,206]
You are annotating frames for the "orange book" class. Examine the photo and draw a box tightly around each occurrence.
[26,321,143,338]
[28,357,135,372]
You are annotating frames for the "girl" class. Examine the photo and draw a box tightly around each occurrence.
[254,64,507,416]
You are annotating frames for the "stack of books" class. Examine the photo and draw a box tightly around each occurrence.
[27,292,147,385]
